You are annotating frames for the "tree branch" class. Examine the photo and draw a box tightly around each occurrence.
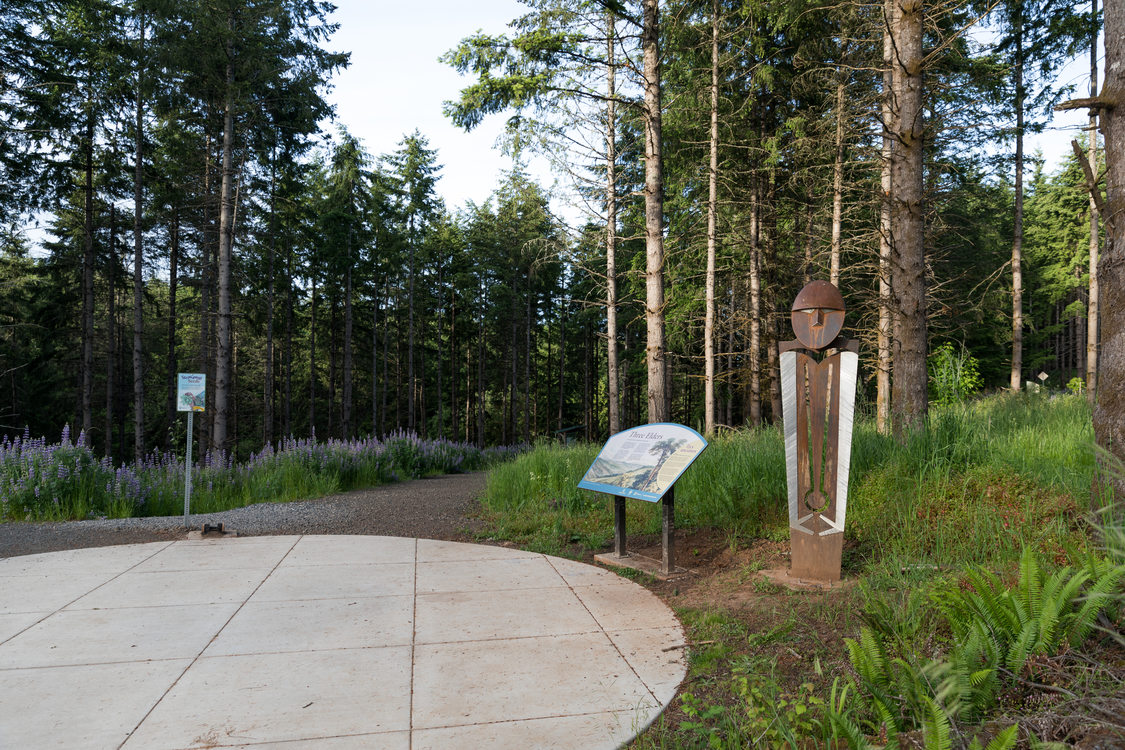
[1072,139,1111,227]
[1057,96,1116,112]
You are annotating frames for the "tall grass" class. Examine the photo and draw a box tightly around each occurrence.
[1,427,521,522]
[482,392,1095,568]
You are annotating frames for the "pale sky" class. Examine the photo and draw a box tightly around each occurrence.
[323,0,547,216]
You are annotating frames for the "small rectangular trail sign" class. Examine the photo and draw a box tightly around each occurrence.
[177,373,206,412]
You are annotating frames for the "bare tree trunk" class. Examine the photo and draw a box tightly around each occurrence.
[82,116,95,437]
[1010,10,1025,391]
[212,58,236,453]
[558,300,566,432]
[264,154,276,446]
[199,130,214,457]
[373,288,380,436]
[703,0,719,436]
[165,211,178,449]
[106,206,116,458]
[1087,0,1100,403]
[749,177,762,427]
[477,274,485,447]
[830,62,846,287]
[878,3,893,435]
[889,0,928,435]
[524,290,532,443]
[343,237,353,438]
[436,262,444,439]
[605,10,621,435]
[132,13,146,463]
[308,273,317,438]
[408,217,416,433]
[643,0,668,423]
[328,294,338,438]
[283,245,293,437]
[1091,0,1123,502]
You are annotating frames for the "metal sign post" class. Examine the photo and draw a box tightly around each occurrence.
[184,409,194,528]
[177,373,206,529]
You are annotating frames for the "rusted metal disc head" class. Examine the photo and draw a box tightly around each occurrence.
[791,281,845,350]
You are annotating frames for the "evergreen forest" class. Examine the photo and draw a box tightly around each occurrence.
[0,0,1109,463]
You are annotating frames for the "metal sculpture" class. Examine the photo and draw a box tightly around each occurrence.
[779,281,859,583]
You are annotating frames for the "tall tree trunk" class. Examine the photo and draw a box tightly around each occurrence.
[1087,0,1100,403]
[82,116,95,437]
[830,62,846,286]
[329,294,338,438]
[308,272,317,437]
[703,0,719,436]
[343,236,354,438]
[889,0,928,435]
[558,300,566,433]
[264,153,276,446]
[132,12,146,463]
[1089,0,1125,494]
[436,262,444,438]
[477,274,485,447]
[749,176,762,427]
[1091,0,1123,503]
[408,216,416,433]
[212,57,236,453]
[524,289,532,443]
[105,206,116,459]
[1010,11,1025,391]
[373,287,380,436]
[283,244,293,437]
[199,130,214,458]
[605,10,621,435]
[165,211,178,449]
[643,0,668,423]
[878,3,894,435]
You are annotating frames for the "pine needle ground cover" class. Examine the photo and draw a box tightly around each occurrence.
[479,393,1125,748]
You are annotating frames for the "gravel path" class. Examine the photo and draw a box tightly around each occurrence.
[0,472,489,558]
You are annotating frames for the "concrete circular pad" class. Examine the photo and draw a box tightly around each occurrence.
[0,536,686,749]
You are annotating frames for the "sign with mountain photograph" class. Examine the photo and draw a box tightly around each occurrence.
[578,423,707,502]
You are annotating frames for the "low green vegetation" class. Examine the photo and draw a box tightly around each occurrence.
[479,392,1124,748]
[483,392,1094,569]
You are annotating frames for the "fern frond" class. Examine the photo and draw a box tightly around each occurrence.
[1019,547,1042,616]
[1065,563,1125,645]
[1005,619,1038,672]
[921,695,953,750]
[982,724,1018,750]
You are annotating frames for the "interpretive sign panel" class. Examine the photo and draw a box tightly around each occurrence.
[177,373,206,412]
[579,423,707,503]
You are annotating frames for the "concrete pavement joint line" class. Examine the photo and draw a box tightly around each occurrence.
[0,540,176,648]
[409,536,419,750]
[545,555,664,707]
[410,707,654,733]
[116,535,304,750]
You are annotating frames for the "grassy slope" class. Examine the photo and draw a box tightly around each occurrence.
[479,393,1122,748]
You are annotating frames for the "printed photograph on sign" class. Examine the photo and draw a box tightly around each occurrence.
[177,373,206,412]
[578,423,707,502]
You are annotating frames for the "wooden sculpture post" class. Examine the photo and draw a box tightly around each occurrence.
[779,281,859,584]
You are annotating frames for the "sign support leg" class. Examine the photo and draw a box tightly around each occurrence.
[613,495,626,557]
[661,487,675,576]
[183,410,194,529]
